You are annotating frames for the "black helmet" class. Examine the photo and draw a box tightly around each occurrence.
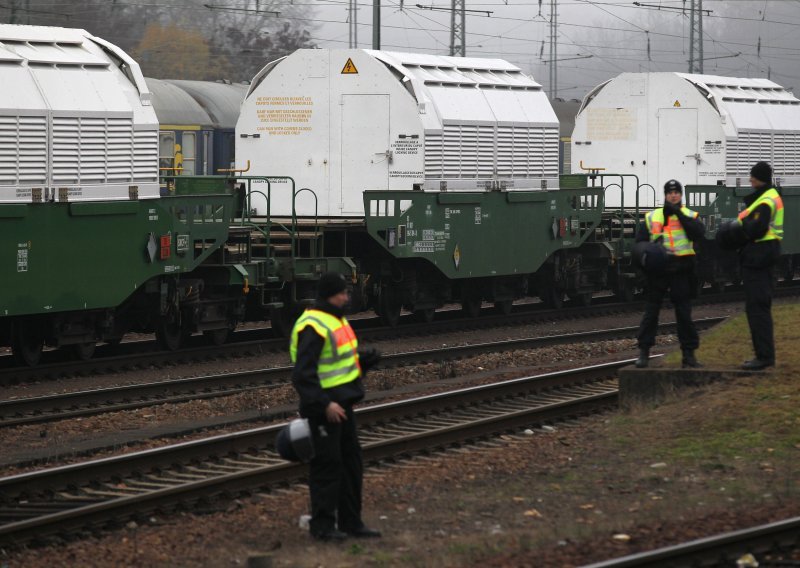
[664,179,683,194]
[633,240,668,273]
[276,418,315,463]
[715,220,749,251]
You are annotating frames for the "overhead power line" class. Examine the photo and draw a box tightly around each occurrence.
[414,3,493,17]
[203,3,280,15]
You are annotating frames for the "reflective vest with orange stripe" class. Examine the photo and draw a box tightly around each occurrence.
[645,206,699,256]
[737,187,784,242]
[290,309,361,389]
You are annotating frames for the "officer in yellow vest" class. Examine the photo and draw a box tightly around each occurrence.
[635,180,706,368]
[290,272,382,541]
[738,161,784,370]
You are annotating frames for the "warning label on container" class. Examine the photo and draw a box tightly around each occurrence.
[341,58,359,74]
[255,96,314,136]
[389,170,423,179]
[587,108,636,141]
[701,140,723,155]
[391,137,421,155]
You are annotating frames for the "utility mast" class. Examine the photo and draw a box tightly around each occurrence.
[548,0,557,99]
[373,0,380,49]
[450,0,466,56]
[348,0,358,48]
[688,0,704,73]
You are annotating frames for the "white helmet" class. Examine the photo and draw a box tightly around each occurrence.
[276,418,315,462]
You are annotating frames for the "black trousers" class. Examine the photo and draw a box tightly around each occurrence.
[743,266,775,361]
[307,406,364,534]
[637,269,699,351]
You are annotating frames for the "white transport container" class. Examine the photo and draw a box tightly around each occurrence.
[571,72,800,207]
[0,24,158,203]
[237,49,560,217]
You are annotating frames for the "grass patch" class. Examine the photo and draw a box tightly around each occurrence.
[665,303,800,367]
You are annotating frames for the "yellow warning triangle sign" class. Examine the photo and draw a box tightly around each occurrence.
[673,100,681,107]
[341,58,359,74]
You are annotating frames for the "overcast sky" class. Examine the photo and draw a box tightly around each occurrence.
[306,0,800,99]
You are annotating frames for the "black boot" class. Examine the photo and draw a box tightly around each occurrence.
[681,349,702,369]
[741,358,774,371]
[635,348,649,368]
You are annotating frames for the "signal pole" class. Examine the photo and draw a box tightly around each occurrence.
[688,0,704,73]
[450,0,466,56]
[549,0,557,99]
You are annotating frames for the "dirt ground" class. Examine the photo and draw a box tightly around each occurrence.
[3,304,799,567]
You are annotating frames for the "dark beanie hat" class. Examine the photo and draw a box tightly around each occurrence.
[317,272,347,299]
[664,179,683,194]
[750,161,772,184]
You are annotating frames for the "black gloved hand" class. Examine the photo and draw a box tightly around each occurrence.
[358,346,381,374]
[663,201,680,217]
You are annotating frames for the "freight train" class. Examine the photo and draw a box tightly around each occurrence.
[0,25,796,366]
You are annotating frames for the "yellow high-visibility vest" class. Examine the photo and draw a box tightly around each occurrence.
[290,309,361,389]
[737,187,784,242]
[645,206,699,256]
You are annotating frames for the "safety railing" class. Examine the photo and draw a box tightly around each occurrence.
[235,176,320,278]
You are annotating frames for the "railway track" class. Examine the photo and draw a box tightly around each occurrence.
[0,298,626,384]
[3,282,795,384]
[0,318,724,429]
[0,359,632,547]
[583,516,800,567]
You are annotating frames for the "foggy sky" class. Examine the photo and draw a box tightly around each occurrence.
[310,0,800,99]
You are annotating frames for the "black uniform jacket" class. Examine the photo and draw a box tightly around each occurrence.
[291,300,366,420]
[739,187,781,269]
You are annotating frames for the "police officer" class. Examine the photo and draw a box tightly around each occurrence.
[635,180,706,368]
[289,272,382,542]
[737,161,784,370]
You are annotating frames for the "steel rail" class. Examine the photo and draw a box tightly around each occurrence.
[3,281,793,384]
[582,516,800,567]
[0,359,633,546]
[0,319,723,429]
[0,299,627,384]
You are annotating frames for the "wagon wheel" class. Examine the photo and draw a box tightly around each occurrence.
[204,328,230,346]
[414,308,436,323]
[614,281,635,303]
[568,292,592,307]
[379,292,402,328]
[539,287,564,310]
[270,305,300,338]
[12,323,44,367]
[494,300,513,315]
[461,298,482,318]
[156,318,184,351]
[71,342,96,361]
[710,280,726,294]
[783,259,795,282]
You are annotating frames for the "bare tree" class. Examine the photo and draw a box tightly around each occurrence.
[0,0,318,82]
